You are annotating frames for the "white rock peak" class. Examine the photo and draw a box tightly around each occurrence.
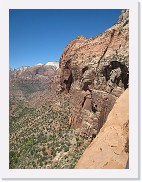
[46,61,59,69]
[37,63,43,65]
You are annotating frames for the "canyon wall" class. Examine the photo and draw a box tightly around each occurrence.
[57,9,129,138]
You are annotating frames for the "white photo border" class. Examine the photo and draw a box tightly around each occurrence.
[0,0,139,179]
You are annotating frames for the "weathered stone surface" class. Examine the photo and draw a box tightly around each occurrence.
[75,89,129,169]
[58,10,129,90]
[57,10,129,137]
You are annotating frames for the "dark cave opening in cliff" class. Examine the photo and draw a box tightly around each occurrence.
[110,60,120,69]
[82,81,93,91]
[82,96,86,108]
[82,66,89,75]
[102,65,111,81]
[82,82,89,91]
[91,103,97,113]
[120,64,129,89]
[103,61,129,89]
[63,72,73,92]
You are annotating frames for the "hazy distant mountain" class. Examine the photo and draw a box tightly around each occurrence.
[9,64,57,98]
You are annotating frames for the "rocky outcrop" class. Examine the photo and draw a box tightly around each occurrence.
[75,89,129,169]
[58,10,129,90]
[57,9,129,137]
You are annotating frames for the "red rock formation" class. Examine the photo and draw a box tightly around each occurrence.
[57,9,129,137]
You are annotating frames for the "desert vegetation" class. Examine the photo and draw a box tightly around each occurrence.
[9,95,90,169]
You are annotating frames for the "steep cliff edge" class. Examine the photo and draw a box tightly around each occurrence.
[75,89,129,169]
[57,9,129,138]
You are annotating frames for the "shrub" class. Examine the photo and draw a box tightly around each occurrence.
[42,147,45,152]
[64,146,69,152]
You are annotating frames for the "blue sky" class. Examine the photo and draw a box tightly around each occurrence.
[9,9,121,68]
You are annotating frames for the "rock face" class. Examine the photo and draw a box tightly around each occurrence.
[75,89,129,169]
[57,9,129,138]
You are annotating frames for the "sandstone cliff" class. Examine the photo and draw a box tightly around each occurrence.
[57,9,129,138]
[75,89,129,169]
